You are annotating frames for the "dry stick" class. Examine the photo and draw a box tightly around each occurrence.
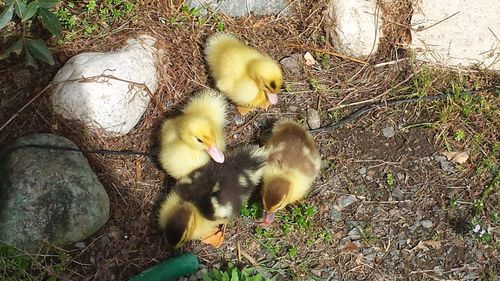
[285,44,368,65]
[0,72,154,133]
[310,86,498,133]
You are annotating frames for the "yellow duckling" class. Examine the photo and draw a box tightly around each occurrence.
[158,145,267,248]
[205,32,283,115]
[158,89,226,180]
[260,121,321,225]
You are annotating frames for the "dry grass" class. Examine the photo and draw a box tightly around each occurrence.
[1,0,499,280]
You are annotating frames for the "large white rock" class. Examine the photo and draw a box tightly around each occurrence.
[51,35,158,136]
[185,0,290,17]
[411,0,500,70]
[327,0,383,58]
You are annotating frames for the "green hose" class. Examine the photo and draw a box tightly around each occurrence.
[129,253,199,281]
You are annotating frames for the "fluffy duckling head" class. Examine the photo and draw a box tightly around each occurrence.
[248,58,283,105]
[177,115,224,163]
[158,192,196,248]
[261,176,291,224]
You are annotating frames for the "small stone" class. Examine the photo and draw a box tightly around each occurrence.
[288,105,298,112]
[359,167,367,175]
[396,173,405,181]
[189,275,198,281]
[364,253,376,262]
[326,0,383,57]
[434,155,456,173]
[337,195,358,209]
[382,126,396,138]
[391,187,403,199]
[74,242,86,249]
[307,108,321,129]
[421,220,433,228]
[232,115,245,126]
[330,207,342,222]
[196,268,208,279]
[463,272,479,280]
[280,56,301,75]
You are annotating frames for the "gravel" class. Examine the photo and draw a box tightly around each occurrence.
[382,126,396,138]
[421,220,434,228]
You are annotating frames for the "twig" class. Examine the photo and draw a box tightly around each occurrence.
[373,58,408,68]
[0,72,154,133]
[311,86,498,133]
[285,44,368,65]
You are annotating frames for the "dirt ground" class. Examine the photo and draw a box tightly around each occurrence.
[0,0,498,280]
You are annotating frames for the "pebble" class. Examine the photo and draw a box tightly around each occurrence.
[382,126,396,138]
[421,220,433,228]
[188,275,198,281]
[233,115,245,126]
[391,187,403,199]
[196,268,208,279]
[288,105,298,112]
[337,195,358,209]
[433,155,456,173]
[280,56,301,75]
[74,242,86,249]
[330,207,342,222]
[307,108,321,129]
[396,173,405,181]
[359,167,367,175]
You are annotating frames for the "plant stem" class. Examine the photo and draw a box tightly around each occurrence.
[474,171,499,215]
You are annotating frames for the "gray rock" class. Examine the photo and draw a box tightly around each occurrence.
[396,172,405,181]
[421,220,433,228]
[185,0,291,17]
[382,126,396,138]
[463,272,479,280]
[337,195,357,209]
[330,207,342,222]
[0,134,110,252]
[280,56,301,75]
[188,275,198,281]
[391,187,403,199]
[306,108,321,129]
[288,105,298,112]
[74,242,86,249]
[434,155,456,173]
[358,167,367,175]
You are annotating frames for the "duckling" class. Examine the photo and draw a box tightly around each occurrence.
[158,145,267,248]
[158,89,227,179]
[260,121,321,225]
[158,191,227,248]
[205,33,283,115]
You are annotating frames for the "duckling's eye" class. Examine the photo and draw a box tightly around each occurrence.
[195,137,203,143]
[270,81,276,90]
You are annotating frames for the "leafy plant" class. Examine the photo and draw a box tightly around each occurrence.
[241,202,262,219]
[0,0,61,66]
[385,172,395,187]
[203,263,267,281]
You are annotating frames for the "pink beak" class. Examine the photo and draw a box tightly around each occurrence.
[207,145,224,163]
[259,212,275,226]
[266,93,278,105]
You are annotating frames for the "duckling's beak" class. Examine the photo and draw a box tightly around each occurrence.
[266,93,278,105]
[260,212,275,226]
[207,145,224,163]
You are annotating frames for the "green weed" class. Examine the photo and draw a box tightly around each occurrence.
[241,202,262,220]
[203,262,269,281]
[385,172,395,187]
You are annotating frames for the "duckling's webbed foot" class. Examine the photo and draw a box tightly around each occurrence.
[200,224,226,248]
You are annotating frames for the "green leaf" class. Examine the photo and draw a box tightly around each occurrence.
[25,49,37,68]
[222,272,230,281]
[0,3,15,30]
[14,0,27,19]
[26,38,54,65]
[230,269,239,281]
[0,38,23,60]
[202,275,213,281]
[23,1,38,20]
[38,0,58,8]
[39,8,61,36]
